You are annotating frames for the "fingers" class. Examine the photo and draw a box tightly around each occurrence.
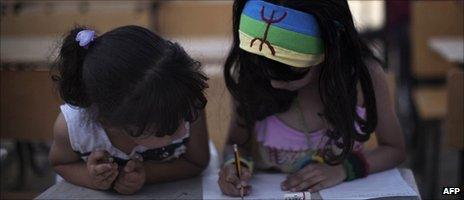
[114,181,135,195]
[124,160,136,173]
[281,165,320,191]
[119,161,145,190]
[101,169,119,186]
[93,163,117,181]
[222,165,239,184]
[87,150,114,178]
[113,172,143,195]
[308,181,329,192]
[241,168,252,181]
[218,164,253,197]
[105,169,119,182]
[218,176,252,197]
[292,175,325,192]
[87,150,110,165]
[124,159,144,173]
[287,165,315,181]
[122,171,143,184]
[97,168,114,179]
[281,173,304,190]
[90,163,113,177]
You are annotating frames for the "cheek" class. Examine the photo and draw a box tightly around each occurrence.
[270,80,287,89]
[291,78,312,89]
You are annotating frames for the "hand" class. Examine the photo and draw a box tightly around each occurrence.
[113,158,146,194]
[86,150,119,190]
[218,163,252,197]
[281,163,346,192]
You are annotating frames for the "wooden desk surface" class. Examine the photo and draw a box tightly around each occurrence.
[413,87,447,120]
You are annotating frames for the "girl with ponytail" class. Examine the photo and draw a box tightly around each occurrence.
[219,0,405,196]
[49,25,210,194]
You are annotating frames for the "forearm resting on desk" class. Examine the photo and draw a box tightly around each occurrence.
[144,155,209,183]
[365,145,406,174]
[53,162,99,190]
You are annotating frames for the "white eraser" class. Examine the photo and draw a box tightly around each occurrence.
[284,192,311,200]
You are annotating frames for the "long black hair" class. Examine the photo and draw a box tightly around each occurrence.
[52,25,208,137]
[224,0,378,165]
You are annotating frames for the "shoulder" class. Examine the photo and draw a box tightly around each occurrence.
[366,60,387,87]
[366,60,391,101]
[357,60,389,105]
[53,112,71,146]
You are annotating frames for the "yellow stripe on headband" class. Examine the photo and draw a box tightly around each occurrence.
[239,30,324,68]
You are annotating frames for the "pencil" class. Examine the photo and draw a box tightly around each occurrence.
[233,144,244,200]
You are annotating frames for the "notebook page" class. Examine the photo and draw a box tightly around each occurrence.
[319,168,417,199]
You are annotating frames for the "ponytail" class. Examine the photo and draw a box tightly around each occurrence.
[52,26,93,107]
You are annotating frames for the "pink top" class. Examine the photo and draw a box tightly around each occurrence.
[253,107,366,172]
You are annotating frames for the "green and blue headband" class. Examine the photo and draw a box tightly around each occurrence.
[239,0,325,68]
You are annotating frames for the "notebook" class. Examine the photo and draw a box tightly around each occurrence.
[319,168,417,199]
[202,168,417,200]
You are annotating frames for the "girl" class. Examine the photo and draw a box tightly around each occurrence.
[49,25,210,194]
[218,0,406,196]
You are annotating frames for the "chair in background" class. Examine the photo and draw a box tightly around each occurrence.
[409,1,463,198]
[444,68,464,186]
[1,1,156,198]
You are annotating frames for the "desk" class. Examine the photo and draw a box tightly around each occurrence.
[37,168,419,199]
[37,142,420,199]
[428,37,464,64]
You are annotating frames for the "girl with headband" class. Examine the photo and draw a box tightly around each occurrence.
[49,25,210,194]
[218,0,405,196]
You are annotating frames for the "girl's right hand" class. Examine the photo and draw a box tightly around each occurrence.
[218,163,252,197]
[86,150,119,190]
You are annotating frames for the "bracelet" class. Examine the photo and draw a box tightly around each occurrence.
[223,154,254,173]
[342,151,369,181]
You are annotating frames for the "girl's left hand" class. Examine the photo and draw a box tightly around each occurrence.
[113,159,146,194]
[281,163,346,192]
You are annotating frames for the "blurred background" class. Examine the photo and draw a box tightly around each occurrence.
[0,0,462,199]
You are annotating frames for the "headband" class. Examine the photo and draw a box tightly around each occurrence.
[239,0,324,68]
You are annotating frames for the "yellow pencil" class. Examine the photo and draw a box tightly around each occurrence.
[233,144,244,200]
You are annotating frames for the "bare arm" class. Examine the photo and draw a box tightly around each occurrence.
[222,104,253,161]
[49,113,117,190]
[143,110,210,183]
[218,103,254,197]
[364,64,406,173]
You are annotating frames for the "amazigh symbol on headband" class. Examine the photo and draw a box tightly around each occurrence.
[250,6,287,56]
[239,0,325,68]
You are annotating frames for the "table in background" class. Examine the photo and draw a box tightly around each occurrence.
[428,37,464,64]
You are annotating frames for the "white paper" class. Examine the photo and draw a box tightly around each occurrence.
[203,171,292,200]
[319,168,417,199]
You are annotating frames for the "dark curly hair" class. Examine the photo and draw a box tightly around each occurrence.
[52,25,208,137]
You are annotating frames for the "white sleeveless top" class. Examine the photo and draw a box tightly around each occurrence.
[60,104,190,164]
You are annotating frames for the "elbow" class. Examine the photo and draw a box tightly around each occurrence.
[51,164,66,178]
[181,152,210,177]
[194,153,210,175]
[398,150,407,165]
[396,145,407,165]
[49,155,60,171]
